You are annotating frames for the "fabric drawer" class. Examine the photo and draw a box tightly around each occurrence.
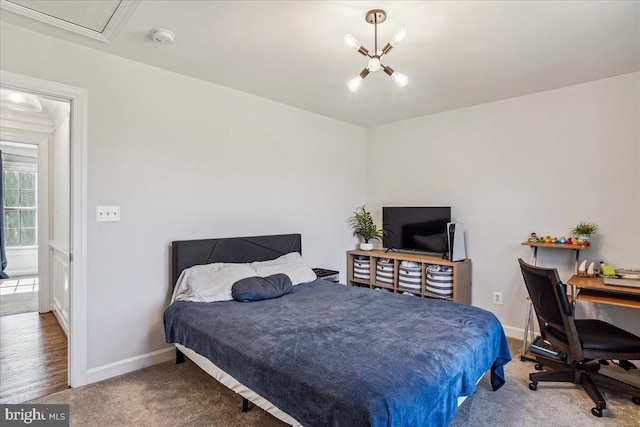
[376,260,394,285]
[353,258,370,280]
[426,265,453,298]
[399,265,422,292]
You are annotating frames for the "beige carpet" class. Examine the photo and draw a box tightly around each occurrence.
[30,340,640,426]
[0,291,38,316]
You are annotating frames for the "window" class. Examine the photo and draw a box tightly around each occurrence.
[4,170,37,247]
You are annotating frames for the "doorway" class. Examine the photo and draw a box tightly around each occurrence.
[0,88,70,402]
[0,70,88,392]
[0,141,40,317]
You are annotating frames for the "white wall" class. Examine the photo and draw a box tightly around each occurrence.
[1,23,367,377]
[366,72,640,336]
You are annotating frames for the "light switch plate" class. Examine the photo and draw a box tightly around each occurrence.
[96,205,120,222]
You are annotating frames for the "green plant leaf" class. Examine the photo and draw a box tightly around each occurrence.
[569,221,598,236]
[347,205,387,243]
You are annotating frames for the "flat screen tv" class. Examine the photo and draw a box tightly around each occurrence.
[382,207,451,254]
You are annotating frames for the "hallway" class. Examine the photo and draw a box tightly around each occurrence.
[0,311,68,403]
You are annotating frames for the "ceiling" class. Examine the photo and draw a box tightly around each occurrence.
[1,1,638,127]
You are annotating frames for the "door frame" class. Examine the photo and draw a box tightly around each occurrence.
[1,70,88,387]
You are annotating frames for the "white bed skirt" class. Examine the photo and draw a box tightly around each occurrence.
[175,343,303,426]
[175,343,481,425]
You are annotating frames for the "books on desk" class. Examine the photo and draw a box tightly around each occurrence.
[530,336,565,360]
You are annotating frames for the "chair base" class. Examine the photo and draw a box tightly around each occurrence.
[528,359,640,417]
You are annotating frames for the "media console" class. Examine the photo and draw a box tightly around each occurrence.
[346,249,472,304]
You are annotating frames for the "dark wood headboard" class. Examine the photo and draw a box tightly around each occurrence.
[171,234,302,287]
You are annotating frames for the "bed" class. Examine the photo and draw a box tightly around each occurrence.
[163,234,511,426]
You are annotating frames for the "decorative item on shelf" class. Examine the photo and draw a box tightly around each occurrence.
[577,260,597,277]
[569,221,598,244]
[528,232,572,245]
[578,260,588,277]
[600,263,616,277]
[348,205,387,251]
[587,262,596,277]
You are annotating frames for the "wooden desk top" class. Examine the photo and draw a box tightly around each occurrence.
[566,275,640,309]
[567,275,640,295]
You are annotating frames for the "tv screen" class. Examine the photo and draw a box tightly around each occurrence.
[382,207,451,254]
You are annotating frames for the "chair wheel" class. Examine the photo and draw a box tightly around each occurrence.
[529,382,537,391]
[591,407,602,417]
[535,363,544,371]
[632,396,640,405]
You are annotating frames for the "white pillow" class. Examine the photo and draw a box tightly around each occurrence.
[251,252,317,286]
[172,262,256,303]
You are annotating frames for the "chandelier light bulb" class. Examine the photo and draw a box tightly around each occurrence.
[343,34,361,50]
[390,28,407,47]
[367,57,381,72]
[392,71,409,87]
[348,76,363,92]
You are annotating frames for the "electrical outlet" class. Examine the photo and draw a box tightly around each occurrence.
[96,205,120,222]
[493,291,503,305]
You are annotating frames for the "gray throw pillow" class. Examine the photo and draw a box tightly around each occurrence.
[232,273,293,302]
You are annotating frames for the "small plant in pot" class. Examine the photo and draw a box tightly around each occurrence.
[348,205,386,251]
[569,221,598,242]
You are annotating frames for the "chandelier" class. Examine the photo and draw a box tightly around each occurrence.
[344,9,408,92]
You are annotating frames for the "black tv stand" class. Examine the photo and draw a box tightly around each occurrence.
[384,248,399,253]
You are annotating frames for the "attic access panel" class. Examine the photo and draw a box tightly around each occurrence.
[0,0,139,42]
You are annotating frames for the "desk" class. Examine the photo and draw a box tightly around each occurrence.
[568,275,640,309]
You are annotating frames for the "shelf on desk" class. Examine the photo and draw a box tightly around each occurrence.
[577,288,640,309]
[521,241,590,250]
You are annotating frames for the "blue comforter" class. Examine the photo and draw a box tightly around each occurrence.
[164,280,511,426]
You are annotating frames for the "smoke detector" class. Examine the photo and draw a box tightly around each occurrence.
[151,28,175,45]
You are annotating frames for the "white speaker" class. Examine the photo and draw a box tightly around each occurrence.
[447,222,466,262]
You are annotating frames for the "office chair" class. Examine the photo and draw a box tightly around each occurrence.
[518,259,640,417]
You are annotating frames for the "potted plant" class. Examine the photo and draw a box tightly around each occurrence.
[348,205,386,250]
[569,221,598,242]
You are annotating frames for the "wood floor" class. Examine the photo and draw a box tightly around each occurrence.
[0,312,69,403]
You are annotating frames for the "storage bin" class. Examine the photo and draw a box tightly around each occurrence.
[398,264,422,292]
[376,259,394,286]
[426,264,453,298]
[353,257,370,280]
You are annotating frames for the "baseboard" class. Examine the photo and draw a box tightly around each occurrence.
[51,298,69,339]
[86,347,175,384]
[502,323,537,340]
[51,308,69,340]
[4,269,38,277]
